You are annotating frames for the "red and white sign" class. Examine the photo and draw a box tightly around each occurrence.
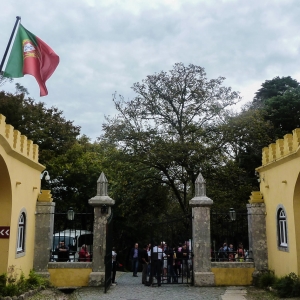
[0,227,10,238]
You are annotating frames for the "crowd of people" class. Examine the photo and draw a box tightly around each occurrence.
[215,242,250,262]
[125,241,192,286]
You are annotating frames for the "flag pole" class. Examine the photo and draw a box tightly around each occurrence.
[0,16,21,73]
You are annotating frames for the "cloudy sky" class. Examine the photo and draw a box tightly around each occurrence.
[1,0,300,141]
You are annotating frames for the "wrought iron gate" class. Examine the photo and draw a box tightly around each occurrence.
[149,214,193,285]
[210,209,250,262]
[104,212,113,293]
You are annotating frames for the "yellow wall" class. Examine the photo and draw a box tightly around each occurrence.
[212,267,255,286]
[0,114,44,276]
[257,128,300,277]
[48,268,92,287]
[0,155,12,273]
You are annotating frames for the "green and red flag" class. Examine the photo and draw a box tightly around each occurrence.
[3,23,59,96]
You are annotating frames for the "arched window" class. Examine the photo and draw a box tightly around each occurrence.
[278,208,288,247]
[17,213,26,253]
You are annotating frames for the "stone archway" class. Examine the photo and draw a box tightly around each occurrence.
[293,172,300,276]
[0,155,12,274]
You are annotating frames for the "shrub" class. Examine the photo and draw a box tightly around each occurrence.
[0,266,50,297]
[26,270,50,289]
[252,269,276,288]
[274,272,300,298]
[258,270,277,289]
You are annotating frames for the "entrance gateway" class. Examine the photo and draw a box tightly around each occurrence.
[149,214,193,285]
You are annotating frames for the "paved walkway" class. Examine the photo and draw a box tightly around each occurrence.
[74,272,247,299]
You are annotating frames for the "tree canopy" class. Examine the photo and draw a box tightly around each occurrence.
[101,63,241,214]
[252,76,299,108]
[0,90,80,165]
[263,87,300,138]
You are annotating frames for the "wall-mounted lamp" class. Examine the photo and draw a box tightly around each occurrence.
[229,208,236,221]
[41,170,50,181]
[67,207,75,221]
[255,170,260,183]
[101,205,108,214]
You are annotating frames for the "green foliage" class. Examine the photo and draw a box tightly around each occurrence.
[0,266,50,297]
[254,271,300,298]
[274,272,300,298]
[0,90,80,168]
[102,63,241,214]
[0,273,6,288]
[256,270,277,289]
[252,76,299,108]
[263,87,300,139]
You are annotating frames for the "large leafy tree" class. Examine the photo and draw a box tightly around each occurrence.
[101,63,241,214]
[0,90,80,166]
[99,145,171,257]
[252,76,299,108]
[263,87,300,138]
[48,136,104,213]
[214,107,274,203]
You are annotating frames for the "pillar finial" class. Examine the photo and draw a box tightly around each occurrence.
[97,172,108,196]
[195,173,206,197]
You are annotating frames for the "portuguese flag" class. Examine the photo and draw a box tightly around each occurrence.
[3,24,59,96]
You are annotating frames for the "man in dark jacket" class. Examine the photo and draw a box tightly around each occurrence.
[165,245,177,283]
[130,243,140,277]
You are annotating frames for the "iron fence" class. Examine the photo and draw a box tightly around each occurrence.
[50,211,94,262]
[148,214,193,285]
[210,210,250,262]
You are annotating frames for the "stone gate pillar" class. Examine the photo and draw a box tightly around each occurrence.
[88,172,115,286]
[189,173,215,286]
[33,190,55,278]
[247,191,268,272]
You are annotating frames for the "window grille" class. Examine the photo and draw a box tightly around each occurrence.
[17,213,26,253]
[278,208,287,247]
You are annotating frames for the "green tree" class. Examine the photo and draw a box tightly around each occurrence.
[101,63,241,214]
[252,76,299,108]
[47,136,104,213]
[101,147,171,252]
[219,108,274,182]
[263,87,300,138]
[0,90,80,166]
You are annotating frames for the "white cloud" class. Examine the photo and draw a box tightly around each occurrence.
[1,0,300,140]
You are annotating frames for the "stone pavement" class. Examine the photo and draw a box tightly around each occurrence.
[73,272,248,299]
[220,286,247,300]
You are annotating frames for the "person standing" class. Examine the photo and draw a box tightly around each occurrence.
[78,244,91,262]
[141,245,149,284]
[165,244,177,283]
[56,240,69,262]
[237,243,245,262]
[175,243,182,277]
[112,247,117,284]
[130,243,140,277]
[150,242,163,286]
[181,243,189,278]
[228,244,235,261]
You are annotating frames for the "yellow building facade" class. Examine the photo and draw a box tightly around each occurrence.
[0,114,44,276]
[256,128,300,277]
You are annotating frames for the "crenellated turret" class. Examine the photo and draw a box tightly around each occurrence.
[0,114,39,162]
[262,128,300,166]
